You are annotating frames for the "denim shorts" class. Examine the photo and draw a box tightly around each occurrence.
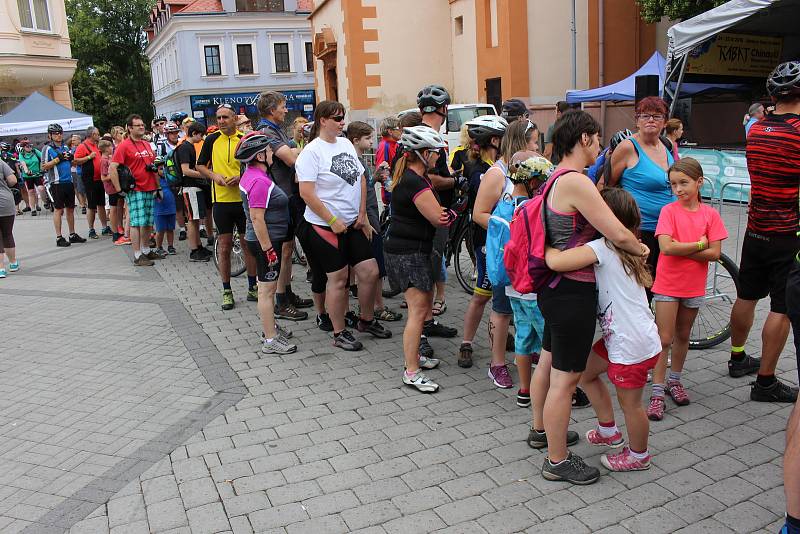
[652,293,704,309]
[491,284,512,315]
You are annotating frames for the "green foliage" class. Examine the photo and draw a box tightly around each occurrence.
[66,0,156,131]
[635,0,728,23]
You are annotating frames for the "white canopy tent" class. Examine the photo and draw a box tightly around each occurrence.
[0,92,94,137]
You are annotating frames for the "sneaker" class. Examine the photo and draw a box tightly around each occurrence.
[306,270,313,283]
[750,379,799,403]
[81,206,87,215]
[199,247,213,259]
[647,396,665,421]
[114,236,131,246]
[22,206,31,213]
[333,330,363,351]
[728,352,761,378]
[117,226,124,235]
[147,249,166,260]
[517,390,531,408]
[423,320,457,338]
[178,229,187,241]
[206,236,215,247]
[666,380,690,406]
[572,387,591,408]
[586,428,625,448]
[458,342,473,368]
[262,336,297,354]
[349,285,358,298]
[289,291,313,309]
[403,370,439,393]
[69,233,86,243]
[357,318,392,339]
[601,447,651,472]
[488,364,513,389]
[247,287,258,302]
[382,288,401,298]
[275,303,308,321]
[374,306,402,322]
[101,226,112,236]
[418,355,440,370]
[154,247,167,258]
[221,289,235,310]
[275,323,293,339]
[345,310,359,328]
[133,255,154,266]
[200,227,208,238]
[56,236,70,247]
[419,336,434,358]
[148,236,156,248]
[316,313,333,332]
[167,246,177,255]
[189,249,211,262]
[541,452,600,485]
[8,262,19,272]
[31,210,37,216]
[88,229,98,239]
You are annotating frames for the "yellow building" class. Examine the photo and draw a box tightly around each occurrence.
[0,0,77,114]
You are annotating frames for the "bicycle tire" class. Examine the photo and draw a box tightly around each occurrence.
[453,223,476,294]
[214,230,247,277]
[688,253,739,350]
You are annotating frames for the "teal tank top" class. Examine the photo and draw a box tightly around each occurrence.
[620,138,675,232]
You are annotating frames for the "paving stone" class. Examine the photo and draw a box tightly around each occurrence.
[285,514,349,534]
[353,477,410,505]
[302,490,360,517]
[439,472,496,500]
[107,494,146,528]
[383,510,446,534]
[248,503,308,531]
[146,497,189,531]
[572,497,636,531]
[433,495,495,526]
[476,505,538,534]
[527,514,590,534]
[664,491,727,524]
[186,502,230,534]
[179,477,220,509]
[341,500,402,530]
[616,482,675,512]
[702,476,762,506]
[620,507,687,534]
[713,501,775,533]
[266,480,322,506]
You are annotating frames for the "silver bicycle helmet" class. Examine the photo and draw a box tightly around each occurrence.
[465,115,508,144]
[609,128,633,150]
[400,126,447,151]
[417,85,451,113]
[767,60,800,97]
[234,133,271,163]
[164,122,180,133]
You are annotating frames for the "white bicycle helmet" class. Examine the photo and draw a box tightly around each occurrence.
[400,126,447,151]
[465,115,508,144]
[767,60,800,97]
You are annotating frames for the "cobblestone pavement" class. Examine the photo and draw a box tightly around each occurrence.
[1,208,796,534]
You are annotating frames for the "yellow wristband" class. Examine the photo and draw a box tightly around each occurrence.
[697,241,704,251]
[327,215,337,226]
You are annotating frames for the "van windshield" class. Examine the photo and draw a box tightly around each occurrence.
[447,106,494,133]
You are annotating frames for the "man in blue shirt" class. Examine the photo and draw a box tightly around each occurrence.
[41,123,85,247]
[744,102,764,136]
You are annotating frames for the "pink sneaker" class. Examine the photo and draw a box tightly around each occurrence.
[646,396,665,421]
[667,380,690,406]
[601,447,651,472]
[488,364,513,389]
[585,428,625,448]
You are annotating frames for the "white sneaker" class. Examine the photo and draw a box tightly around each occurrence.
[403,370,439,393]
[275,323,293,339]
[262,336,297,354]
[419,355,440,370]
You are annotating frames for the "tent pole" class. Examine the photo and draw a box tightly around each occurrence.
[599,0,606,134]
[668,55,687,119]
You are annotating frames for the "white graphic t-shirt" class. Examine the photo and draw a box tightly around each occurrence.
[586,238,661,365]
[296,136,365,226]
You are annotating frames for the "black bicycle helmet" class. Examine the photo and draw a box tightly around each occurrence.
[154,115,167,123]
[465,115,508,144]
[417,85,451,113]
[170,112,189,124]
[767,60,800,97]
[609,128,633,150]
[501,99,528,120]
[234,133,271,163]
[47,123,63,134]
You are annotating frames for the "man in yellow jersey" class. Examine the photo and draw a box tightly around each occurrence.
[197,103,257,310]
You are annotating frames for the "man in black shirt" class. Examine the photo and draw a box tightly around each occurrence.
[176,122,211,261]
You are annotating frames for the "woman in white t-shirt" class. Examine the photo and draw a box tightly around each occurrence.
[545,187,661,473]
[296,101,391,351]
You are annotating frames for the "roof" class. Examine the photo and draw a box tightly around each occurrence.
[0,92,94,136]
[177,0,222,14]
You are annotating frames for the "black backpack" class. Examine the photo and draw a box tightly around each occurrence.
[79,142,95,181]
[117,164,136,192]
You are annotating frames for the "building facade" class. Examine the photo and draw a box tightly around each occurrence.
[146,0,315,126]
[0,0,77,114]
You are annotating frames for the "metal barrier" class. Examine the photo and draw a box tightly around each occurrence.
[718,180,751,265]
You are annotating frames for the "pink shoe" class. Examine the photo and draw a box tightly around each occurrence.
[585,428,625,448]
[647,396,665,421]
[601,447,651,472]
[667,380,690,406]
[488,364,513,389]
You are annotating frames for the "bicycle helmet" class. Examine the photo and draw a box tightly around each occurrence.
[170,112,188,124]
[510,155,554,184]
[47,123,63,134]
[501,99,528,120]
[164,122,180,134]
[154,115,167,123]
[609,128,633,151]
[301,121,314,136]
[465,115,508,144]
[417,85,451,113]
[0,142,10,151]
[400,126,447,151]
[767,60,800,97]
[234,133,271,163]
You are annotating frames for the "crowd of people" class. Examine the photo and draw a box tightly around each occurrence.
[1,63,799,521]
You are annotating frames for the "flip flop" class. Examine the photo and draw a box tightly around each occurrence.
[432,299,447,316]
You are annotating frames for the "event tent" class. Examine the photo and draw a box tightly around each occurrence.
[0,91,93,137]
[566,51,746,103]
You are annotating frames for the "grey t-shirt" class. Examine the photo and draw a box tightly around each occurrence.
[364,165,380,232]
[0,160,16,217]
[258,119,297,198]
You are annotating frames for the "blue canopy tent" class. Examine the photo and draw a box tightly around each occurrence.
[566,51,746,103]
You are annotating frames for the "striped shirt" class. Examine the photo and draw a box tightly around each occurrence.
[745,113,800,236]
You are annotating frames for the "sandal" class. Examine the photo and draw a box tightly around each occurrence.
[432,299,447,316]
[375,306,403,321]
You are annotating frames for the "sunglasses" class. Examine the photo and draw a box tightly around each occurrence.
[217,103,234,111]
[330,115,346,122]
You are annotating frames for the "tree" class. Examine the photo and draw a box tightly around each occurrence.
[635,0,728,23]
[66,0,155,132]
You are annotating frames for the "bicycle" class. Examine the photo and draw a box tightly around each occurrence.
[688,252,739,349]
[213,228,247,277]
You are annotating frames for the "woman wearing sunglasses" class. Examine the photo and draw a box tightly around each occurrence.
[296,100,392,351]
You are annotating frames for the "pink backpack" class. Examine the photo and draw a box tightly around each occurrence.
[503,169,579,294]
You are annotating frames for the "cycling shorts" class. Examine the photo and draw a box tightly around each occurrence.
[539,278,598,373]
[46,182,75,210]
[473,245,492,297]
[738,231,800,314]
[301,222,374,274]
[213,202,246,235]
[247,239,283,283]
[24,176,43,188]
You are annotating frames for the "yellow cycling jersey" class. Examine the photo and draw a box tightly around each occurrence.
[197,129,244,203]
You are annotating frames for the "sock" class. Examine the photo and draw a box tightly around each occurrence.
[461,340,472,346]
[222,282,231,291]
[668,371,682,383]
[248,276,257,290]
[597,421,619,437]
[276,292,287,305]
[113,233,120,241]
[548,456,567,466]
[134,251,142,259]
[652,383,665,399]
[629,448,650,460]
[518,388,530,395]
[756,374,776,387]
[731,345,745,361]
[404,369,418,378]
[264,337,273,343]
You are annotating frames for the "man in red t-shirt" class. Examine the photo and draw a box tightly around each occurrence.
[73,126,110,239]
[109,114,160,266]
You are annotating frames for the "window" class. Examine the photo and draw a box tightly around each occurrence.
[235,0,283,12]
[17,0,51,31]
[237,44,254,74]
[273,43,290,73]
[454,16,463,36]
[304,42,314,72]
[204,45,221,76]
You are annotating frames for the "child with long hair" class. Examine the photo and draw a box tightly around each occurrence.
[647,157,728,420]
[545,187,661,471]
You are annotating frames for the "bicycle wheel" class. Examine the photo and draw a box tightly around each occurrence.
[292,237,307,266]
[688,253,739,350]
[214,230,247,277]
[453,223,476,294]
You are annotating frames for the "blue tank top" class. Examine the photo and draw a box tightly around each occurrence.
[620,138,675,232]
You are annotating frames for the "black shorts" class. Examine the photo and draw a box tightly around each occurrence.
[47,182,76,210]
[109,192,125,206]
[201,185,213,210]
[24,176,43,188]
[640,230,661,301]
[285,195,306,239]
[738,231,800,314]
[299,220,374,275]
[539,278,598,373]
[297,220,328,294]
[82,177,105,209]
[246,239,283,283]
[785,258,800,384]
[213,202,246,235]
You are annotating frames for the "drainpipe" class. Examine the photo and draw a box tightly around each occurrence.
[571,0,577,89]
[599,0,606,133]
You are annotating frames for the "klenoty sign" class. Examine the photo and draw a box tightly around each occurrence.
[687,32,783,77]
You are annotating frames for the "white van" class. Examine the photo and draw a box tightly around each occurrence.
[398,103,497,152]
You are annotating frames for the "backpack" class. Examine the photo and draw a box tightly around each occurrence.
[503,168,578,294]
[163,147,181,187]
[487,193,528,288]
[117,164,136,192]
[79,142,96,182]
